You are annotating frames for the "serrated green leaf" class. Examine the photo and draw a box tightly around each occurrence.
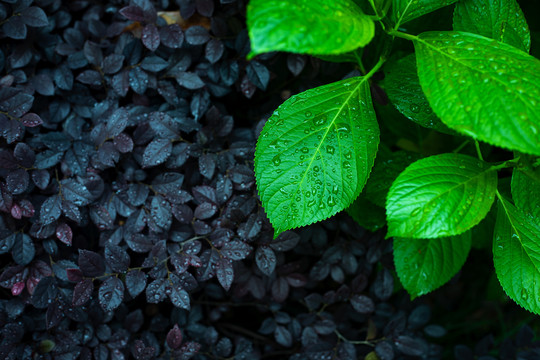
[346,195,386,232]
[414,31,540,156]
[365,149,421,208]
[511,166,540,219]
[247,0,374,57]
[386,153,497,239]
[382,54,453,134]
[493,197,540,314]
[453,0,530,52]
[392,0,458,27]
[255,77,379,237]
[394,231,471,298]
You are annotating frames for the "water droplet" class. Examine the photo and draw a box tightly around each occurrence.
[272,155,281,166]
[411,207,422,217]
[305,111,312,117]
[410,104,420,113]
[326,146,335,155]
[521,288,529,301]
[301,147,309,154]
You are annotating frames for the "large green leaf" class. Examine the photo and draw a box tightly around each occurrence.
[511,166,540,219]
[386,153,497,239]
[382,54,453,134]
[453,0,531,52]
[394,231,471,298]
[493,197,540,314]
[255,77,379,237]
[391,0,458,27]
[414,31,540,156]
[247,0,374,57]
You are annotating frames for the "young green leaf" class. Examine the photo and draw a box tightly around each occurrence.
[394,231,471,298]
[414,31,540,156]
[453,0,530,52]
[247,0,374,57]
[346,195,386,232]
[493,197,540,315]
[382,54,453,134]
[392,0,458,27]
[255,77,379,238]
[386,153,497,239]
[511,167,540,219]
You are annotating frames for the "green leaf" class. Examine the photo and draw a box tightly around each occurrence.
[453,0,531,52]
[346,195,386,232]
[493,197,540,314]
[511,166,540,219]
[386,153,497,238]
[247,0,374,57]
[255,77,379,237]
[382,54,453,134]
[392,0,458,27]
[414,31,540,156]
[365,149,421,208]
[394,231,471,298]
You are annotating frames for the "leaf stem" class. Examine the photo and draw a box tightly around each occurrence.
[453,140,470,153]
[387,29,418,42]
[474,140,484,161]
[365,56,386,80]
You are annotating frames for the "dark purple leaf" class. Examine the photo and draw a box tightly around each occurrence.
[141,56,168,72]
[73,279,94,306]
[286,273,307,287]
[106,108,128,138]
[12,234,35,265]
[216,257,234,291]
[221,240,252,261]
[90,205,114,230]
[375,341,394,360]
[271,277,289,302]
[394,335,428,356]
[78,249,105,277]
[185,26,210,45]
[66,268,83,282]
[119,5,146,21]
[102,54,125,74]
[40,194,62,225]
[205,38,224,64]
[351,294,375,314]
[220,60,239,86]
[30,74,54,96]
[56,223,73,246]
[167,324,183,350]
[196,0,214,16]
[269,231,300,252]
[159,24,184,48]
[46,301,64,329]
[61,179,92,206]
[193,185,216,204]
[113,133,134,153]
[76,70,102,86]
[199,153,216,179]
[274,325,292,347]
[0,88,33,117]
[35,150,63,169]
[373,268,393,301]
[142,24,160,52]
[21,6,48,27]
[0,116,22,143]
[240,74,256,98]
[2,16,26,39]
[99,276,124,312]
[424,324,447,338]
[112,69,130,96]
[105,245,130,272]
[194,202,217,220]
[149,111,180,139]
[83,41,103,66]
[287,54,306,76]
[11,281,25,296]
[255,245,276,276]
[129,67,148,94]
[246,61,270,90]
[54,65,74,90]
[408,305,431,330]
[6,169,29,194]
[13,142,35,167]
[142,138,172,168]
[146,278,167,303]
[126,269,147,297]
[150,195,172,231]
[172,204,193,224]
[176,71,205,90]
[10,203,22,219]
[314,319,336,335]
[32,169,50,189]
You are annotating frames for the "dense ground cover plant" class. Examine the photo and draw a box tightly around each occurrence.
[0,0,539,359]
[249,0,540,314]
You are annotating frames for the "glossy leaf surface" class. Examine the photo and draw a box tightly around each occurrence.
[387,154,497,238]
[453,0,530,52]
[255,77,379,237]
[511,167,540,219]
[414,31,540,155]
[493,198,540,314]
[247,0,374,56]
[394,231,471,298]
[392,0,458,26]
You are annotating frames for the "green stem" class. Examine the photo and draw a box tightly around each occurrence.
[453,140,470,153]
[474,140,484,161]
[387,29,418,42]
[365,56,386,80]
